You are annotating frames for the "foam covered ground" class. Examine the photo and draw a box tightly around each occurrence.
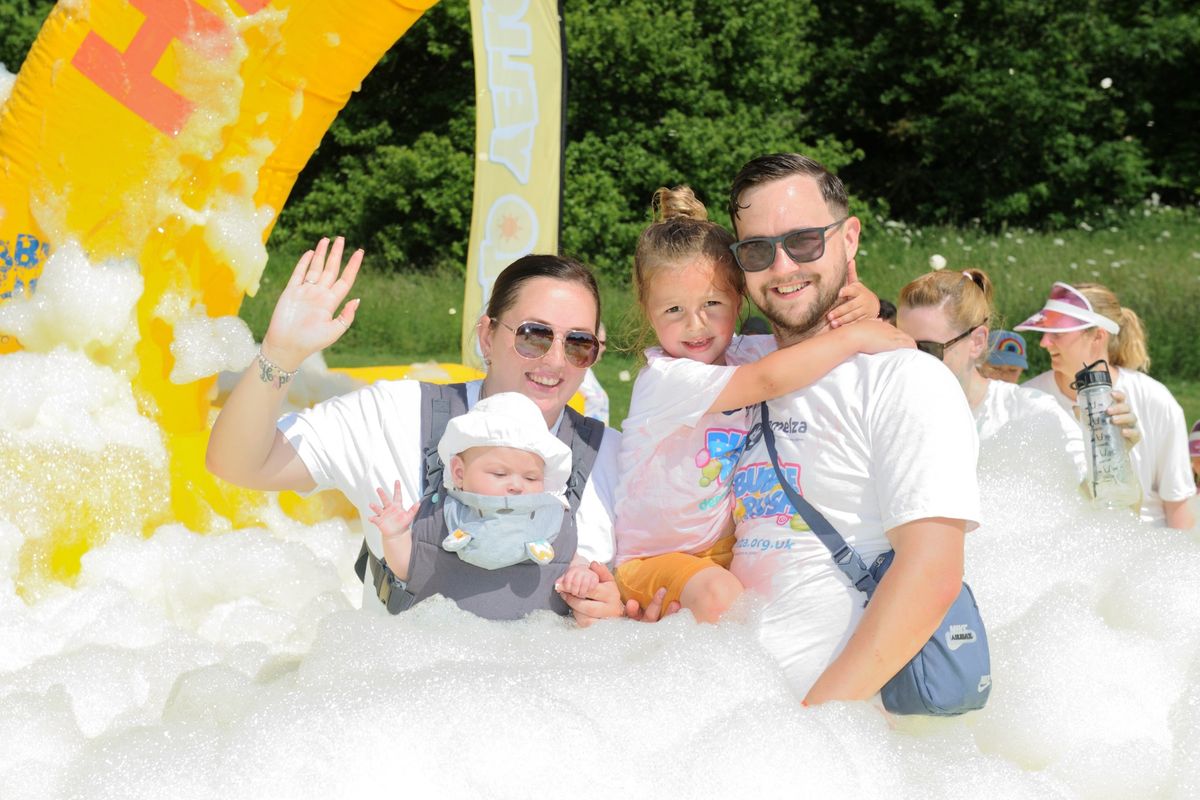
[2,439,1198,798]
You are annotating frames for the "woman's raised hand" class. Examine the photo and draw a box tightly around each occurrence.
[261,237,362,370]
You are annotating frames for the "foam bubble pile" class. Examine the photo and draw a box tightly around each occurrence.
[1,399,1198,797]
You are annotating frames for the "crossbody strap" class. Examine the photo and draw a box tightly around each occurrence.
[757,401,879,598]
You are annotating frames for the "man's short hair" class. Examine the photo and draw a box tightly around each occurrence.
[728,153,849,231]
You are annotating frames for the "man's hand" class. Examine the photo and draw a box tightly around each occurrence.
[625,587,682,622]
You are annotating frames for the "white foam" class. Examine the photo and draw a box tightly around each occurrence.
[0,454,1196,799]
[0,62,15,108]
[0,240,142,364]
[169,307,257,384]
[5,318,1200,799]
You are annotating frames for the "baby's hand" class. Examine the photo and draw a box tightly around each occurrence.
[840,318,915,355]
[556,563,599,597]
[827,259,881,328]
[368,480,420,540]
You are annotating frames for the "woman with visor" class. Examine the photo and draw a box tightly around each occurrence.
[207,238,649,621]
[1015,282,1196,529]
[895,269,1140,498]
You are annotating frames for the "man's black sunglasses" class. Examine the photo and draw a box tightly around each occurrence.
[729,218,848,272]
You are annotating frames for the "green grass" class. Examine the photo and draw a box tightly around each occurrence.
[1164,378,1200,433]
[245,202,1200,430]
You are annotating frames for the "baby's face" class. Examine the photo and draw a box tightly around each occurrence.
[454,446,546,496]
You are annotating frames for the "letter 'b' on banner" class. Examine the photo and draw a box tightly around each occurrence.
[460,0,565,367]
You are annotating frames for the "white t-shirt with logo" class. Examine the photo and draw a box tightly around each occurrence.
[974,378,1087,481]
[278,379,621,609]
[614,345,752,564]
[729,341,982,697]
[1023,369,1196,524]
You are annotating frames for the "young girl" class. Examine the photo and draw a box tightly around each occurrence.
[613,186,913,622]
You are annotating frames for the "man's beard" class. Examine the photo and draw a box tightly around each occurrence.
[756,260,847,343]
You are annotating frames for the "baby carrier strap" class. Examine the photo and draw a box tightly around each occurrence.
[560,406,605,516]
[418,381,470,499]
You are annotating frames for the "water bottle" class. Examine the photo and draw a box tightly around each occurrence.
[1072,360,1142,510]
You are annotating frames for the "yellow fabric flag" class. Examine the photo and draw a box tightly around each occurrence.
[460,0,564,366]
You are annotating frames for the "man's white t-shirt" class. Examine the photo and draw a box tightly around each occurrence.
[278,379,621,608]
[728,342,982,697]
[1023,369,1196,524]
[614,345,750,564]
[974,379,1087,481]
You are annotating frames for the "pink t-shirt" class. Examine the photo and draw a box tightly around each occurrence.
[613,343,758,564]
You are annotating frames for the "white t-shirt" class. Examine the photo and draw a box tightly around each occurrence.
[974,379,1087,481]
[1023,369,1196,524]
[579,368,610,426]
[728,342,982,697]
[614,346,749,564]
[279,379,620,602]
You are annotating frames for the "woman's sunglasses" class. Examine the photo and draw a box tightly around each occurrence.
[493,319,601,369]
[915,320,988,361]
[729,218,848,272]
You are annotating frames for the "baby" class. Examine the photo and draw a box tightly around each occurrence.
[370,391,597,594]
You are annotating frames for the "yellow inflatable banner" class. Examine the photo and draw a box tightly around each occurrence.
[460,0,565,367]
[0,0,438,584]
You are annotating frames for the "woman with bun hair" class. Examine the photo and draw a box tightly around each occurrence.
[897,269,1086,479]
[1015,282,1195,528]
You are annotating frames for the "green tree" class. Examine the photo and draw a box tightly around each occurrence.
[805,0,1197,225]
[0,1,54,72]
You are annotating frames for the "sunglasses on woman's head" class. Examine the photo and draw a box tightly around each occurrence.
[915,320,987,361]
[493,319,601,369]
[729,218,848,272]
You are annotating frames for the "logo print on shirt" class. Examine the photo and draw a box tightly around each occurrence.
[732,461,808,528]
[696,427,747,511]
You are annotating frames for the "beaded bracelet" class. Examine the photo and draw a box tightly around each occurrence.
[255,350,298,389]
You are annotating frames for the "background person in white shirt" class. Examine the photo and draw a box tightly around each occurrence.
[896,269,1140,487]
[724,153,982,704]
[1016,281,1196,529]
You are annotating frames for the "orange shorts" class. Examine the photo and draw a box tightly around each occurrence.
[614,535,735,610]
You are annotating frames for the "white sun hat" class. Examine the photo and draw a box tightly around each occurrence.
[437,392,572,492]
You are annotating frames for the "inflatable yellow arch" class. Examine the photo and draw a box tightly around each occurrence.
[0,0,452,582]
[0,0,573,587]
